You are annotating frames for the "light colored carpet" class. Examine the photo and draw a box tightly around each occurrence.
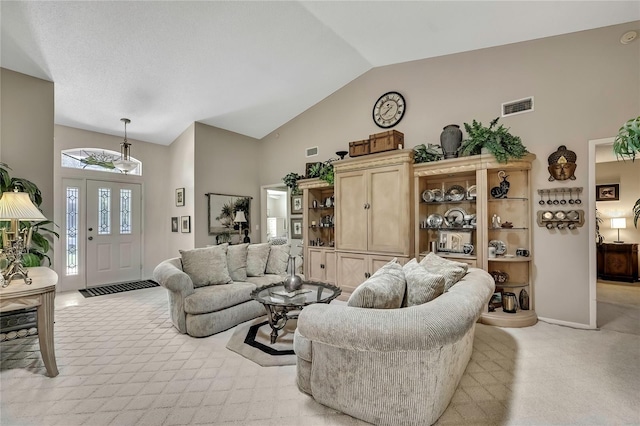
[1,286,639,425]
[597,280,640,335]
[225,317,297,367]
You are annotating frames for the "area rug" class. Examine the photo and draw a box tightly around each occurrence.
[226,316,297,366]
[78,279,159,298]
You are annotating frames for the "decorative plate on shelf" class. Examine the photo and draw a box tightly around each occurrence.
[444,207,467,227]
[431,188,445,202]
[445,185,466,202]
[466,185,477,200]
[554,211,566,220]
[489,240,507,255]
[542,211,554,220]
[566,210,579,221]
[422,189,435,203]
[426,213,444,228]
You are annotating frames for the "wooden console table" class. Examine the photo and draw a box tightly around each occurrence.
[0,267,59,377]
[597,243,639,283]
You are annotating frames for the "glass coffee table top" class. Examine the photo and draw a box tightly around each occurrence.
[251,281,341,307]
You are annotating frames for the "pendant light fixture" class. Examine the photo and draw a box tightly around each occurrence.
[113,118,138,173]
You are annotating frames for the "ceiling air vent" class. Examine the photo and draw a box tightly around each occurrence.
[502,97,534,117]
[306,146,318,157]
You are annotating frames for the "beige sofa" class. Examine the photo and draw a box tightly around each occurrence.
[294,258,494,426]
[153,243,300,337]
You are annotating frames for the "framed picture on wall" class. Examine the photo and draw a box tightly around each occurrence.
[291,194,303,214]
[171,217,179,232]
[176,188,185,207]
[596,184,619,201]
[291,218,303,239]
[206,193,252,235]
[181,216,191,233]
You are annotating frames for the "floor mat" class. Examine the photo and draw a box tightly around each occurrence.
[78,280,159,298]
[226,317,297,366]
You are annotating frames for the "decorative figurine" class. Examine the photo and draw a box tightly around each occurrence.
[490,171,510,198]
[548,145,577,181]
[492,214,502,228]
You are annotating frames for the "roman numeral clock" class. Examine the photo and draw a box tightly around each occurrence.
[372,91,406,128]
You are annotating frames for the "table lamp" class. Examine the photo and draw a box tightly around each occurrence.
[611,217,626,243]
[0,190,47,286]
[234,210,247,238]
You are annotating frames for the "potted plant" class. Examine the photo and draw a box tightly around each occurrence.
[283,172,304,195]
[458,117,529,163]
[307,159,336,185]
[413,143,444,164]
[613,116,640,161]
[612,116,640,228]
[0,163,58,266]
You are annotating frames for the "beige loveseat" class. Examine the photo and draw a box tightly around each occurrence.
[153,243,300,337]
[294,255,494,426]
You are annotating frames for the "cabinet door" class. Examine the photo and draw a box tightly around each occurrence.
[325,251,336,284]
[307,249,325,282]
[335,171,368,251]
[368,165,411,254]
[336,252,368,294]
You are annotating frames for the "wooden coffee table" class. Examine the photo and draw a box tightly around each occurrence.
[251,281,341,344]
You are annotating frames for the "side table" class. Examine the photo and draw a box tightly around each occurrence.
[0,267,59,377]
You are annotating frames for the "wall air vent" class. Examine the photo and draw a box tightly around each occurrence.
[306,146,318,157]
[502,97,534,117]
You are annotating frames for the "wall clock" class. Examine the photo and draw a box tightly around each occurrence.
[372,91,406,128]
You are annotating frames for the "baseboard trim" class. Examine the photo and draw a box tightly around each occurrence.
[538,316,597,330]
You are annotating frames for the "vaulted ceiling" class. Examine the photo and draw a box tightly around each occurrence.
[2,1,638,145]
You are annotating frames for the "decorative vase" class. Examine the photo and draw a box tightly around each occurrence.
[440,124,463,159]
[519,289,530,310]
[283,256,303,292]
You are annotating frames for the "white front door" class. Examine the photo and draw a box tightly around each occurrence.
[85,180,142,286]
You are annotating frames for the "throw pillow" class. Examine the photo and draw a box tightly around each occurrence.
[347,259,406,309]
[179,245,232,288]
[246,243,271,277]
[402,259,446,306]
[227,243,249,281]
[419,252,468,291]
[265,244,291,275]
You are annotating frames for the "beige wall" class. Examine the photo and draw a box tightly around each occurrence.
[0,68,54,225]
[259,22,640,326]
[53,125,170,283]
[596,160,640,243]
[193,122,261,248]
[167,124,196,258]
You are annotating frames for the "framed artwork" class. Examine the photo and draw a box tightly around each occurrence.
[488,290,503,312]
[291,194,303,214]
[171,217,179,232]
[596,184,619,201]
[181,216,191,233]
[176,188,185,207]
[206,193,252,235]
[291,218,303,239]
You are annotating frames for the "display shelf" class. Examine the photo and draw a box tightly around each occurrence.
[481,309,537,327]
[421,200,477,205]
[488,197,528,202]
[488,257,531,262]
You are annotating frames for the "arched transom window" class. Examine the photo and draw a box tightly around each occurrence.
[61,148,142,176]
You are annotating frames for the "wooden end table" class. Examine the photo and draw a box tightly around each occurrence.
[0,267,59,377]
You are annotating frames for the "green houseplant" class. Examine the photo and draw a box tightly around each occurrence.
[613,116,640,161]
[307,159,336,185]
[459,117,529,163]
[0,163,58,266]
[413,143,444,164]
[612,116,640,228]
[283,172,304,195]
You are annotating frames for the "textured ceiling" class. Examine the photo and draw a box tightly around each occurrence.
[1,1,638,145]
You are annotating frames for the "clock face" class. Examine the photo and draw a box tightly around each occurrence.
[373,91,406,128]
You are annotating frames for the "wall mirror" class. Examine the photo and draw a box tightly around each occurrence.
[437,230,472,253]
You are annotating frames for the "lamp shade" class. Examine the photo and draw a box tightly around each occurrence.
[611,217,626,229]
[0,192,46,221]
[234,211,247,223]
